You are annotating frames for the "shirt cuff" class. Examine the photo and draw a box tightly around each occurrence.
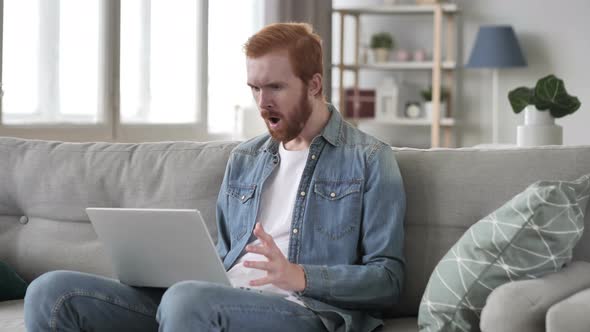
[298,264,330,299]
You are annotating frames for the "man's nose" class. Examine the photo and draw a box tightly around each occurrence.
[258,90,273,109]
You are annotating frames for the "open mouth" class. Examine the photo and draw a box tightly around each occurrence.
[268,117,281,125]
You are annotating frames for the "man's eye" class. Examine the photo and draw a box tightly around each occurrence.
[251,86,260,92]
[270,85,281,90]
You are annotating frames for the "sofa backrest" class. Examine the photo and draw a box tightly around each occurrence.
[391,145,590,317]
[1,137,589,317]
[0,137,238,282]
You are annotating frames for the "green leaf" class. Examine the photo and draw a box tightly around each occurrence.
[370,32,394,49]
[533,74,581,118]
[508,87,533,114]
[420,85,450,102]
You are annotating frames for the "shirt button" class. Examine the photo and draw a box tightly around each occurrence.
[311,154,316,160]
[241,195,245,200]
[330,192,336,198]
[292,228,298,234]
[300,191,306,197]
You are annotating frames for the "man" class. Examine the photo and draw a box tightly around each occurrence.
[24,23,405,332]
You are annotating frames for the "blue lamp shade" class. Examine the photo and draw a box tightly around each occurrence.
[466,25,527,68]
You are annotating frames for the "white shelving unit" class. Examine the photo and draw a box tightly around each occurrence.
[358,117,456,127]
[335,3,458,14]
[332,61,456,71]
[333,3,460,148]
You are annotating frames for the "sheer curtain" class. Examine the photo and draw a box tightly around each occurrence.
[263,0,333,102]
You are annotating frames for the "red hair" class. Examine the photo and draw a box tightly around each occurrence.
[244,22,324,96]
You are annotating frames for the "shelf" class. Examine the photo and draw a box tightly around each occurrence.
[333,61,457,71]
[357,117,455,127]
[333,2,459,148]
[333,4,459,15]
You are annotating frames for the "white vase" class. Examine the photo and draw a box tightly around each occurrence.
[375,78,399,121]
[423,102,447,119]
[516,106,563,146]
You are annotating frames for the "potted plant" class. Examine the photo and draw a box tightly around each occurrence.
[508,74,581,146]
[370,32,394,63]
[420,86,450,119]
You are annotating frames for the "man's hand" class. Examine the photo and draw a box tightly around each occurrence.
[243,223,306,292]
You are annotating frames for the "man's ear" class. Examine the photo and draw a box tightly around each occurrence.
[308,73,323,97]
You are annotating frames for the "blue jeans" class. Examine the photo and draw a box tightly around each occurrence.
[24,270,327,331]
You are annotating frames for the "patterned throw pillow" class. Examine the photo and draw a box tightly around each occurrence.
[418,174,590,332]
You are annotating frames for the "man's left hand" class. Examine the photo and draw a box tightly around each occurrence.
[243,222,306,292]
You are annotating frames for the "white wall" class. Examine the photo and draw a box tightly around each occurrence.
[459,0,590,147]
[333,0,590,147]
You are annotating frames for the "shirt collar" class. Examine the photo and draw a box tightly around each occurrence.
[263,103,343,154]
[320,103,342,147]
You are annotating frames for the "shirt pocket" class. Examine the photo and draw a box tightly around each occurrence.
[312,179,363,240]
[225,183,256,240]
[226,183,256,204]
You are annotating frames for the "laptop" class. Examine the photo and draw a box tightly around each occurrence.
[86,208,231,288]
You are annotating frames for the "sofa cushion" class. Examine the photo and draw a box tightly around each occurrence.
[418,174,590,332]
[480,261,590,332]
[389,146,590,317]
[546,287,590,332]
[0,138,239,282]
[0,300,25,331]
[0,261,27,302]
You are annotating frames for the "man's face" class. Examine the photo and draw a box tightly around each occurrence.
[246,50,313,143]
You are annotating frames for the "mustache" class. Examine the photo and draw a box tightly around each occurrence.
[260,109,282,119]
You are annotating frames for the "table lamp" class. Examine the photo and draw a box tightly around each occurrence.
[466,25,527,143]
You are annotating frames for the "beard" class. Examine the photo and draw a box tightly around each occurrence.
[261,86,313,143]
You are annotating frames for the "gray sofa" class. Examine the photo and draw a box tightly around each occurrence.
[1,136,589,332]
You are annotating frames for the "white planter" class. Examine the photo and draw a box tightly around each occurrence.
[423,102,447,119]
[517,106,563,146]
[373,48,390,63]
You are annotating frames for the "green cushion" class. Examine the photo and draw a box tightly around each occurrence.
[418,174,590,332]
[0,261,27,301]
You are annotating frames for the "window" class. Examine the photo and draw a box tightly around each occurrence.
[2,0,100,124]
[120,0,199,124]
[0,0,209,142]
[0,0,263,142]
[207,0,264,136]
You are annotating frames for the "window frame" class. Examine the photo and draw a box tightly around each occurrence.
[0,0,209,142]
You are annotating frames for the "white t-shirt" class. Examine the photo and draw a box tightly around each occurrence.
[227,143,309,305]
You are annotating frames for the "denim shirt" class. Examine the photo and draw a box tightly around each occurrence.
[215,105,406,332]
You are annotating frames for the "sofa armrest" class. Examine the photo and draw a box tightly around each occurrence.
[480,261,590,332]
[546,287,590,332]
